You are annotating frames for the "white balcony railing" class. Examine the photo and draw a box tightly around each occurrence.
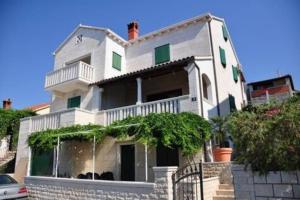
[21,108,95,133]
[45,61,94,89]
[99,95,190,125]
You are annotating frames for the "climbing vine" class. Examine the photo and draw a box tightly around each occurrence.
[0,109,36,150]
[28,112,211,156]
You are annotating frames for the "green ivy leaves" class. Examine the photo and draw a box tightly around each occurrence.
[27,112,211,156]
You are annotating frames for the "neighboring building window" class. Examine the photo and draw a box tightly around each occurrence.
[112,52,121,71]
[232,65,239,83]
[219,47,226,67]
[229,94,236,112]
[67,96,81,108]
[202,74,212,101]
[222,25,228,41]
[155,44,170,64]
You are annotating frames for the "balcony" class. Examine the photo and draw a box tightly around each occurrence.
[21,108,95,133]
[96,95,194,125]
[45,61,94,93]
[250,85,292,105]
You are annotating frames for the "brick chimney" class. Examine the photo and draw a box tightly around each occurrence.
[3,99,12,110]
[127,21,139,40]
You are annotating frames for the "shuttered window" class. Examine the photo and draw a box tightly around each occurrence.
[232,65,239,83]
[112,52,121,71]
[67,96,81,108]
[229,94,236,112]
[219,47,226,67]
[155,44,170,64]
[222,25,228,41]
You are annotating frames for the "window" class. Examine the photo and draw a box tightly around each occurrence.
[75,34,83,44]
[222,25,228,41]
[155,44,170,64]
[232,65,239,83]
[112,52,121,71]
[219,47,226,67]
[67,96,81,108]
[202,74,212,101]
[229,94,236,112]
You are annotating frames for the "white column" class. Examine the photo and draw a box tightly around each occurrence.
[136,77,142,104]
[27,147,32,176]
[145,144,148,182]
[91,86,104,112]
[92,135,96,180]
[184,63,201,115]
[55,136,60,178]
[266,90,270,103]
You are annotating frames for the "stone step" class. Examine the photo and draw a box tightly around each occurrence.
[213,195,235,200]
[219,184,233,190]
[216,189,234,196]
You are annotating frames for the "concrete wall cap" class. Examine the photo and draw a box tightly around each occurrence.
[152,166,178,172]
[25,176,155,188]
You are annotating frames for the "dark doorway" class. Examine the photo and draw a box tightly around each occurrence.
[121,145,135,181]
[146,89,182,102]
[156,145,179,166]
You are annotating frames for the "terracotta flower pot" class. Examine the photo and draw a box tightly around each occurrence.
[213,147,232,162]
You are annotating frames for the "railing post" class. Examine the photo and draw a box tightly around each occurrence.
[199,162,204,200]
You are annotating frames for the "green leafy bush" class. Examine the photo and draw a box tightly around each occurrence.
[228,96,300,173]
[0,109,36,150]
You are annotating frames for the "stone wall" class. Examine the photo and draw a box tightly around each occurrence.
[203,162,232,184]
[25,166,220,200]
[232,164,300,200]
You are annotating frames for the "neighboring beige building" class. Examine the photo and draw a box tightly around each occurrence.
[15,13,247,183]
[26,103,50,115]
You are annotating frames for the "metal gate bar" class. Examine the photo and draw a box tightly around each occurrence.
[172,162,204,200]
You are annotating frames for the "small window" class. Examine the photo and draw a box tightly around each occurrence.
[155,44,170,64]
[67,96,81,108]
[229,94,236,112]
[75,35,83,44]
[232,65,239,83]
[219,47,226,67]
[202,74,212,101]
[112,52,121,71]
[222,25,228,41]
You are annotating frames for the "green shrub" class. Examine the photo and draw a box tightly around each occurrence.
[0,109,36,150]
[228,96,300,173]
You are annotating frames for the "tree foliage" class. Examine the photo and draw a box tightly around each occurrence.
[28,112,211,156]
[228,96,300,173]
[0,109,36,150]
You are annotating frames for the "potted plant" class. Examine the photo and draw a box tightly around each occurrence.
[210,116,232,162]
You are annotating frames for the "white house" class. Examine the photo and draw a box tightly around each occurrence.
[15,13,246,184]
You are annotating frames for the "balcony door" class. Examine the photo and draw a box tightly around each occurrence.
[120,144,135,181]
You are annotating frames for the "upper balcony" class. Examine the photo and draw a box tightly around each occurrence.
[45,61,94,93]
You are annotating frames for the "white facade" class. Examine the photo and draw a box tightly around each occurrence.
[15,13,247,182]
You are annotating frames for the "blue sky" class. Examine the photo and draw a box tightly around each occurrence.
[0,0,299,109]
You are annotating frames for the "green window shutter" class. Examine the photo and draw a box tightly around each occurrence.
[112,52,121,71]
[155,44,170,64]
[222,25,228,41]
[219,47,226,67]
[232,65,239,83]
[67,96,81,108]
[229,94,236,112]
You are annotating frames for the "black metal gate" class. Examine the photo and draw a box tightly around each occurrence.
[172,162,204,200]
